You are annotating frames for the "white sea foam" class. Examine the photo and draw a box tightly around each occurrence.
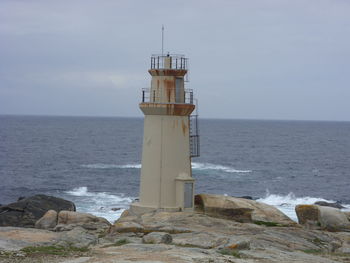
[81,163,141,169]
[63,187,350,223]
[257,190,350,221]
[64,187,134,222]
[192,162,252,173]
[82,162,251,174]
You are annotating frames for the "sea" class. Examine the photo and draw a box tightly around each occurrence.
[1,115,350,222]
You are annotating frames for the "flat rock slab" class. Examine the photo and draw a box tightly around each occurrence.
[172,232,229,249]
[0,227,59,251]
[93,244,232,263]
[60,257,92,263]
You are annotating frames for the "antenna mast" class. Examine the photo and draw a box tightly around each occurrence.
[161,25,164,56]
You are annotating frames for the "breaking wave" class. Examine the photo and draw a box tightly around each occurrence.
[81,163,141,169]
[64,186,134,222]
[257,190,350,221]
[62,188,350,223]
[82,162,251,173]
[192,162,252,173]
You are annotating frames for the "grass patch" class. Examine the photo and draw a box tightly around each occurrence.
[301,249,350,257]
[144,240,155,244]
[98,232,107,238]
[101,239,130,248]
[301,249,323,254]
[21,245,89,256]
[311,238,327,246]
[332,252,350,257]
[253,221,283,227]
[218,248,242,258]
[174,243,202,248]
[114,239,130,246]
[0,251,13,257]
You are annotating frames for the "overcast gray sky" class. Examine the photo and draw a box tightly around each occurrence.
[0,0,349,121]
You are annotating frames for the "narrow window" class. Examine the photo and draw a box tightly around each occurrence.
[184,182,193,208]
[175,78,182,103]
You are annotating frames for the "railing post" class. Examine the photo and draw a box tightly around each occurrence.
[142,89,145,102]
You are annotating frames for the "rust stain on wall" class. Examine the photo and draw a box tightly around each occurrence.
[140,103,195,116]
[164,104,195,116]
[172,119,178,129]
[181,119,187,136]
[149,69,187,77]
[164,79,174,103]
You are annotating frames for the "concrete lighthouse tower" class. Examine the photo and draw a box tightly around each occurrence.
[131,53,199,213]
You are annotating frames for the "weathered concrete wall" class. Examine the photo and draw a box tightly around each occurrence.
[138,115,192,210]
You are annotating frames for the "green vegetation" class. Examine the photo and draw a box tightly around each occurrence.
[332,252,350,257]
[301,249,322,254]
[21,245,89,256]
[0,251,12,257]
[101,238,130,248]
[143,240,155,244]
[253,221,283,227]
[218,248,242,258]
[311,237,326,246]
[114,238,130,246]
[301,249,350,259]
[174,243,201,248]
[98,232,107,238]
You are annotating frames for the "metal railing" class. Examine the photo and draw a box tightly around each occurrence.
[150,54,188,70]
[141,88,194,104]
[190,114,200,157]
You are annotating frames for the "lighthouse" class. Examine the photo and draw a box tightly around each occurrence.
[131,53,199,214]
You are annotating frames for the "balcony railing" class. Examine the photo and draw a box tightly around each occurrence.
[190,114,200,157]
[150,54,188,70]
[141,88,194,104]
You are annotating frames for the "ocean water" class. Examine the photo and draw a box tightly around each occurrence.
[1,115,350,222]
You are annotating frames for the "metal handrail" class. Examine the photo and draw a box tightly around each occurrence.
[190,114,200,157]
[141,88,194,104]
[150,54,188,70]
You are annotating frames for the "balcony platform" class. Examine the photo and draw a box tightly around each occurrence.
[139,103,195,116]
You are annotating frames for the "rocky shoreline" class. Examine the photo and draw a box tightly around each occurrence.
[1,194,350,263]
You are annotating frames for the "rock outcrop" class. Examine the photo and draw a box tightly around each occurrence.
[315,201,345,209]
[102,209,350,263]
[296,204,350,231]
[194,193,296,226]
[56,211,111,233]
[0,210,111,251]
[33,210,112,236]
[2,202,350,262]
[0,195,75,227]
[34,209,58,230]
[57,210,109,225]
[55,226,98,248]
[0,227,59,251]
[344,212,350,221]
[142,232,172,244]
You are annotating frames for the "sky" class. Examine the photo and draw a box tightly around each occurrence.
[0,0,349,121]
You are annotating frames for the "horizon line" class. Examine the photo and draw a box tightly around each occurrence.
[1,113,349,123]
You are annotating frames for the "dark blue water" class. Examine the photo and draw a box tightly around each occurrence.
[1,115,349,221]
